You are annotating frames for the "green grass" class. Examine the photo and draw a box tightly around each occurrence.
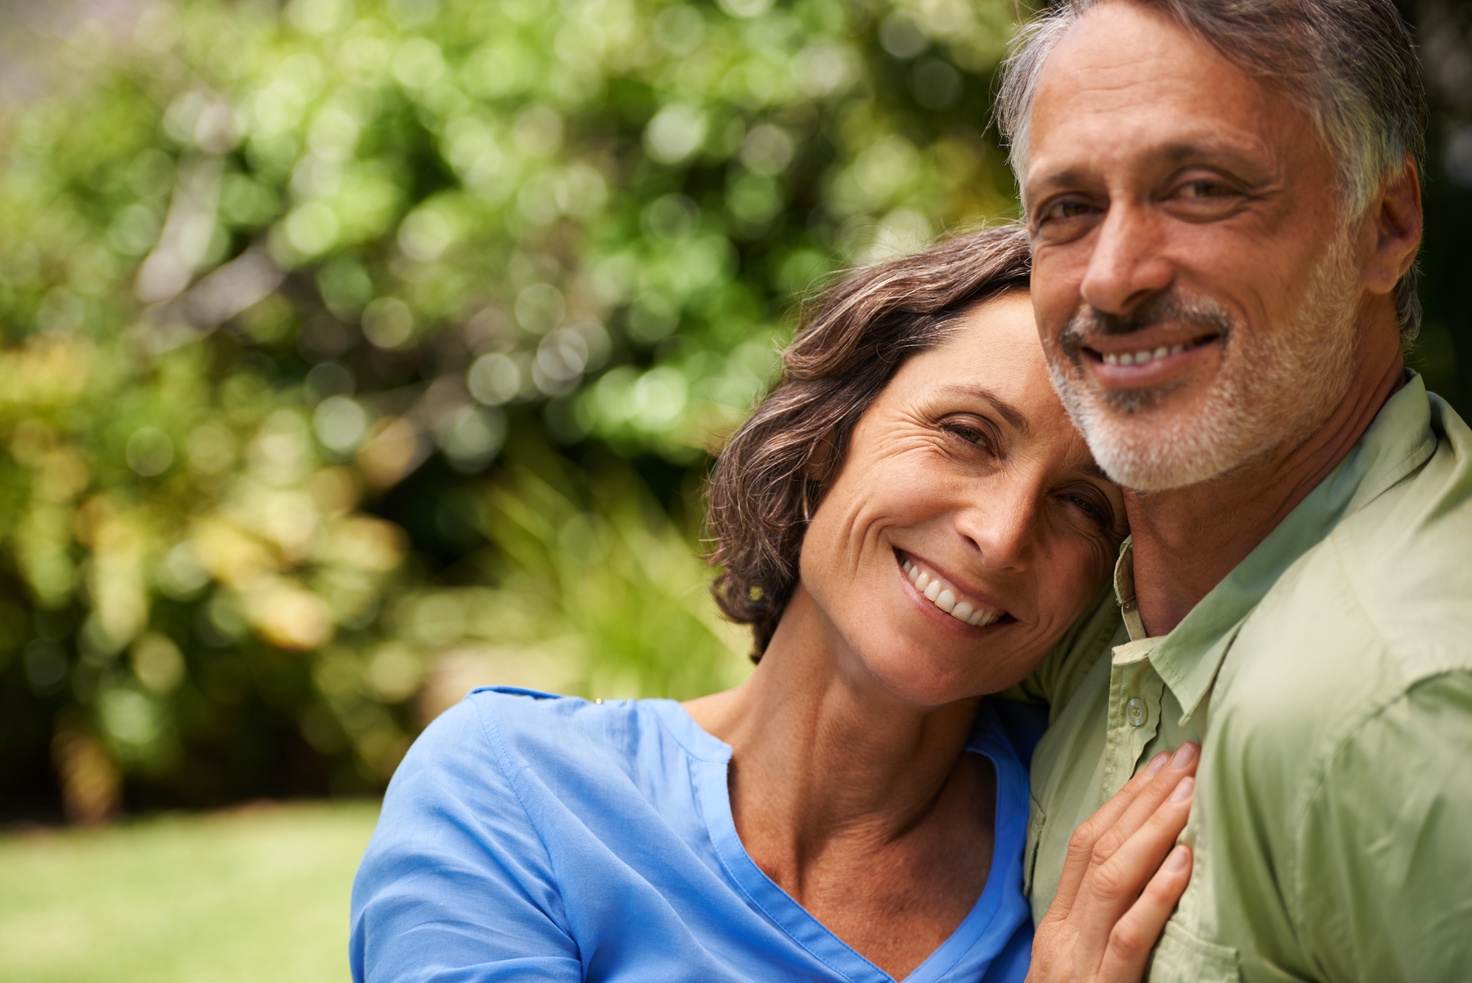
[0,800,381,983]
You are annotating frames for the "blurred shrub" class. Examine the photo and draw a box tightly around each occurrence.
[1,0,1467,820]
[0,0,1028,818]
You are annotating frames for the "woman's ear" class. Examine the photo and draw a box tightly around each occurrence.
[800,433,834,481]
[797,434,836,526]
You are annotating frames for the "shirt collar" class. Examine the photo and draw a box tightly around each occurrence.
[1111,373,1439,724]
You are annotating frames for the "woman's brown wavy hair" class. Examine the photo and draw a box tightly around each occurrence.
[707,224,1033,660]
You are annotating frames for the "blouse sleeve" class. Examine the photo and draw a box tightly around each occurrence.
[350,699,583,983]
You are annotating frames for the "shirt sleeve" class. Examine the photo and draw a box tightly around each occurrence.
[349,699,583,983]
[1293,670,1472,983]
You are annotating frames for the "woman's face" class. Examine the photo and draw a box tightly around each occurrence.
[797,291,1126,706]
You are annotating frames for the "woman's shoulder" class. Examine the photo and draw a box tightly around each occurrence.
[400,688,720,807]
[353,691,630,981]
[366,689,701,882]
[458,685,604,746]
[411,687,652,778]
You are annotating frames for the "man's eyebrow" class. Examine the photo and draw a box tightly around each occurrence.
[1025,167,1092,198]
[937,384,1030,436]
[1027,140,1271,195]
[1154,139,1269,171]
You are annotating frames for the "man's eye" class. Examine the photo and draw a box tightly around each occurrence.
[1175,178,1244,203]
[1043,199,1092,221]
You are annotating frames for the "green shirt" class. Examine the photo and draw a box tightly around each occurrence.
[1023,375,1472,982]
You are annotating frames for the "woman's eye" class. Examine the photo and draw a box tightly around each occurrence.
[1064,492,1111,529]
[946,423,995,452]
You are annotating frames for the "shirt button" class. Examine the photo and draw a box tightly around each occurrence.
[1126,697,1148,728]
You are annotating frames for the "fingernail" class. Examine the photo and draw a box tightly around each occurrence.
[1143,752,1168,776]
[1170,776,1195,802]
[1165,844,1190,871]
[1171,743,1198,768]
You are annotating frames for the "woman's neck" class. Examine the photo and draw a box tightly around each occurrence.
[683,588,995,981]
[686,587,984,848]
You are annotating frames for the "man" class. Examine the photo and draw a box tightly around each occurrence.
[994,1,1472,980]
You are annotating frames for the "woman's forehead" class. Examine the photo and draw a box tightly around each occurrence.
[897,292,1050,395]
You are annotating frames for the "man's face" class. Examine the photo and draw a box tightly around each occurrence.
[1023,1,1365,492]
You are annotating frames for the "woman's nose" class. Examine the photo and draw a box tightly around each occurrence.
[958,480,1040,572]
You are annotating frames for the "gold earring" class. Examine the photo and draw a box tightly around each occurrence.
[801,478,812,524]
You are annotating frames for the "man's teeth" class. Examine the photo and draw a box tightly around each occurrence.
[902,558,1002,627]
[1101,343,1186,366]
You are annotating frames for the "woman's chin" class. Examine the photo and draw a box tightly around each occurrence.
[859,652,996,709]
[850,621,1041,708]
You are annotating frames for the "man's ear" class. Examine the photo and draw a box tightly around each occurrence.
[1361,154,1422,297]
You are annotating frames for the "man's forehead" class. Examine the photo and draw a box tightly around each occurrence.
[1026,2,1300,184]
[1037,3,1245,107]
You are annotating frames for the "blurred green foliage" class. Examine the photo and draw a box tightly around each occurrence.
[0,0,1466,821]
[0,0,1026,818]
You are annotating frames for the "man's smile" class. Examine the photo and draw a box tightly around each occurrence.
[1079,331,1225,390]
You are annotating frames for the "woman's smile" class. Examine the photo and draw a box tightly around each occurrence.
[895,549,1012,629]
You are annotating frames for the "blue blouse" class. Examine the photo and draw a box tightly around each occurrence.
[351,688,1043,982]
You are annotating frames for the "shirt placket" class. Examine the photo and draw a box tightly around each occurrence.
[1103,646,1167,795]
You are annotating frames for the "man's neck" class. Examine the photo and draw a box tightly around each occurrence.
[1127,338,1407,638]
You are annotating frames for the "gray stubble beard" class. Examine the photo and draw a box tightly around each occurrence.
[1047,236,1361,494]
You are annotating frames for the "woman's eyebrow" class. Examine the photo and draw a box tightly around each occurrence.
[935,384,1029,435]
[1074,459,1111,482]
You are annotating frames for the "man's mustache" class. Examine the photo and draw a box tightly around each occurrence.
[1058,292,1235,361]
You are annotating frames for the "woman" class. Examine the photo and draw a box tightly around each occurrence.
[351,225,1196,983]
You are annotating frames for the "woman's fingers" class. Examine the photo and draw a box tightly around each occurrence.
[1030,744,1200,983]
[1050,753,1168,915]
[1080,774,1194,912]
[1096,744,1198,865]
[1098,844,1194,982]
[1049,745,1198,919]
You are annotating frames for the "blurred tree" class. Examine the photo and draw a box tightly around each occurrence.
[0,0,1026,819]
[0,0,1465,820]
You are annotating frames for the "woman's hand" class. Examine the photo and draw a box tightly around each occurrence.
[1025,744,1199,983]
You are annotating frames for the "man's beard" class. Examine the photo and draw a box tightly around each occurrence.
[1045,237,1360,493]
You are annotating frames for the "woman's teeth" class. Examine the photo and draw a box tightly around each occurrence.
[901,558,1003,627]
[1100,343,1186,366]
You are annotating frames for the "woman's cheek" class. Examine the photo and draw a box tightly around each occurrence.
[1064,517,1118,590]
[1048,539,1113,629]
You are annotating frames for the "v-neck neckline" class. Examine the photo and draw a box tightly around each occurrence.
[650,700,1030,983]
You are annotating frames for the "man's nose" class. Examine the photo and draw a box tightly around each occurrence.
[1079,202,1172,316]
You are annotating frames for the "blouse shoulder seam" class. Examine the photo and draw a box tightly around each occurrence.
[470,694,581,951]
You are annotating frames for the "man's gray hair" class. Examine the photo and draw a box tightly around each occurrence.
[995,0,1427,342]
